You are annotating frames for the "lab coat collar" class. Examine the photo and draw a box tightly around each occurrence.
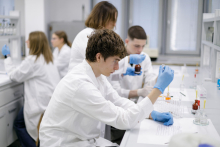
[82,59,100,88]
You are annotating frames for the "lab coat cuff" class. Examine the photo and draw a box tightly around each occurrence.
[121,89,130,98]
[4,57,12,65]
[137,97,154,119]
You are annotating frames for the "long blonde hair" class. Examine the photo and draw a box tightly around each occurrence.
[29,31,53,64]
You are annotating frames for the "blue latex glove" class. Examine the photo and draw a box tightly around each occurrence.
[153,65,174,93]
[151,111,173,126]
[2,45,10,56]
[129,54,146,64]
[123,67,142,76]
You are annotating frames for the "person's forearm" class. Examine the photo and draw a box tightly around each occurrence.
[147,88,161,104]
[128,89,138,99]
[128,56,130,63]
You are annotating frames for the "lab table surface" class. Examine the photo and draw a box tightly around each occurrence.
[120,65,220,147]
[0,59,22,88]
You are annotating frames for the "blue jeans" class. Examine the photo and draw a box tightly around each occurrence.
[14,107,36,147]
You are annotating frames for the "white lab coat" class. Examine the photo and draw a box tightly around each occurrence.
[53,44,71,78]
[4,55,60,141]
[110,52,157,98]
[39,60,154,147]
[68,27,128,80]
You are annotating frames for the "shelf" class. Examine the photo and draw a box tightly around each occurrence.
[203,18,215,22]
[215,16,220,22]
[0,15,19,19]
[202,40,220,51]
[0,36,20,39]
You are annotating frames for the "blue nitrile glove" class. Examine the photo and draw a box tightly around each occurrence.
[129,54,146,64]
[2,45,10,56]
[199,144,214,147]
[153,65,174,93]
[151,111,173,126]
[123,67,142,76]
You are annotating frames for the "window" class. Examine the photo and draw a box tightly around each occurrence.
[166,0,202,54]
[131,0,160,49]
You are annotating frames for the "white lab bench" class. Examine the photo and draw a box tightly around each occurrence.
[0,59,24,147]
[120,65,220,147]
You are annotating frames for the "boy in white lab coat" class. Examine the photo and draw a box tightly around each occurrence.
[110,25,158,144]
[39,29,174,147]
[110,26,157,100]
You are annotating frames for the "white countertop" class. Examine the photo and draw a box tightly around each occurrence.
[0,59,22,87]
[121,65,220,147]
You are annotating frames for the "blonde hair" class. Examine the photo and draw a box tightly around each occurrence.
[85,1,118,29]
[29,31,53,64]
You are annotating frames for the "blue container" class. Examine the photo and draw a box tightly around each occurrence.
[218,79,220,88]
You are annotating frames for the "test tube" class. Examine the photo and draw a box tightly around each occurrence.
[162,64,165,71]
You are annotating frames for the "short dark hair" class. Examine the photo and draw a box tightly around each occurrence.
[86,29,126,62]
[85,1,118,29]
[128,26,147,40]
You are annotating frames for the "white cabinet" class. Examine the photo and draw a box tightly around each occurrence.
[6,98,23,146]
[0,84,23,107]
[0,83,24,147]
[0,106,7,147]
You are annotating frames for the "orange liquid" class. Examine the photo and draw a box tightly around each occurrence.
[165,97,171,100]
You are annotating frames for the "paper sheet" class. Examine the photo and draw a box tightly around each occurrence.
[137,118,220,145]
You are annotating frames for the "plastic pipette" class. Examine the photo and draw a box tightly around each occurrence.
[196,90,197,100]
[204,99,206,109]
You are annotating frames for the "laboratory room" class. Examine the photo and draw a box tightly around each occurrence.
[1,0,220,147]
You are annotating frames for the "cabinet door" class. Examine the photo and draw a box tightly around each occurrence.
[0,83,24,107]
[0,106,7,147]
[5,98,23,146]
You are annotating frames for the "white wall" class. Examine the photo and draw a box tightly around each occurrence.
[15,0,90,56]
[48,0,90,22]
[24,0,47,55]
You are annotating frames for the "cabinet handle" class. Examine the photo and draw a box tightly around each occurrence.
[14,91,23,98]
[0,113,5,119]
[8,108,17,113]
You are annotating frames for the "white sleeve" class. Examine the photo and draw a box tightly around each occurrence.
[143,56,157,87]
[73,81,153,130]
[107,56,129,81]
[68,40,86,71]
[109,80,130,98]
[4,57,38,82]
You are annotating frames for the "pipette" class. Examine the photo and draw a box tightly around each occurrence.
[204,99,206,109]
[196,90,197,100]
